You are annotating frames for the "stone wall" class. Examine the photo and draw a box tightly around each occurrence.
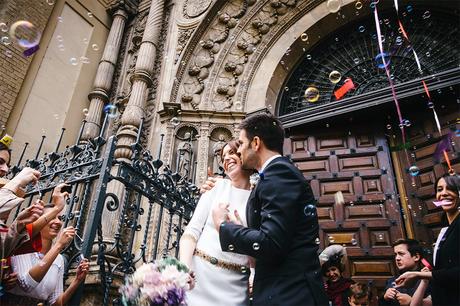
[0,0,54,127]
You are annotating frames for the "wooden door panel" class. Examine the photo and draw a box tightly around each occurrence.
[286,130,405,301]
[395,110,459,245]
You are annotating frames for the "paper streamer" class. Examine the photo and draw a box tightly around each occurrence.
[373,6,410,168]
[433,200,453,207]
[393,0,453,173]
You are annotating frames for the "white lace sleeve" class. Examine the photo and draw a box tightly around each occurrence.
[17,271,39,292]
[47,259,64,304]
[182,179,224,241]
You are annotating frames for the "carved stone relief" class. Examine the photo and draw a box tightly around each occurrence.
[172,126,198,179]
[174,0,325,113]
[210,0,299,111]
[183,0,213,19]
[177,0,257,110]
[175,28,196,64]
[208,127,233,175]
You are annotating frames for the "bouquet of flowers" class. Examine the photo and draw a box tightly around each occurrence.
[120,257,191,306]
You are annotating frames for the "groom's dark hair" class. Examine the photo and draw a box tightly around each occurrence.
[239,113,284,155]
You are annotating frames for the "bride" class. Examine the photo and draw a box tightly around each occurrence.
[179,140,253,306]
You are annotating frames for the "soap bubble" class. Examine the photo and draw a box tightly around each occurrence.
[104,104,118,119]
[234,101,243,110]
[409,165,420,177]
[9,20,41,48]
[326,0,342,13]
[0,23,8,33]
[329,70,342,84]
[69,57,78,65]
[170,117,180,126]
[1,36,11,45]
[80,56,90,64]
[304,87,320,103]
[375,52,390,69]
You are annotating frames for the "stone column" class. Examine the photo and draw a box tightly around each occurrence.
[81,6,131,141]
[115,0,165,160]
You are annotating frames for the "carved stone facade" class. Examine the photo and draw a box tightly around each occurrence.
[9,0,457,303]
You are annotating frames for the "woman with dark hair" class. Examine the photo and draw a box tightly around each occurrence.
[321,245,354,306]
[179,140,253,306]
[396,174,460,306]
[4,202,89,305]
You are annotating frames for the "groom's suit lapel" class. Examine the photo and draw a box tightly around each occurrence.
[245,156,285,227]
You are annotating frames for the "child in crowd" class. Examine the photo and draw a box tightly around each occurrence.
[321,245,354,306]
[348,283,370,306]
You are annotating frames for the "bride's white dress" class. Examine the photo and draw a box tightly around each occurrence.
[183,179,251,306]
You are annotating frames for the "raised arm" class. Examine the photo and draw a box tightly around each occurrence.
[51,258,89,306]
[15,227,75,291]
[30,183,69,237]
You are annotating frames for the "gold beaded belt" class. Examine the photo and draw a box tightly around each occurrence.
[194,249,249,274]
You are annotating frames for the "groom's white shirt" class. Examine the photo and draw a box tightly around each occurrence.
[258,154,281,173]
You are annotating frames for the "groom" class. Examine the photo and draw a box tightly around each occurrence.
[212,113,328,306]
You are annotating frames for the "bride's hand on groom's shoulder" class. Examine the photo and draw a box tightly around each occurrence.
[200,167,222,194]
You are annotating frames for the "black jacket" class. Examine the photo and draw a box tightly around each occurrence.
[219,156,328,306]
[431,214,460,306]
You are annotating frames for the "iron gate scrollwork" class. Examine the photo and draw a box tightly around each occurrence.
[11,120,199,305]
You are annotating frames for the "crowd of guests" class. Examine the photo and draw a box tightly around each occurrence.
[0,136,89,305]
[319,174,459,306]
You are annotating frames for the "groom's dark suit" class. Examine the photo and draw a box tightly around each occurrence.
[219,156,328,306]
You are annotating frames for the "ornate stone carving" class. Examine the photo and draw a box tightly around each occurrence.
[210,0,298,111]
[175,0,313,112]
[175,28,196,64]
[184,0,212,19]
[177,0,256,110]
[209,127,232,175]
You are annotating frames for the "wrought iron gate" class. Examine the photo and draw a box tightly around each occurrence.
[10,119,198,305]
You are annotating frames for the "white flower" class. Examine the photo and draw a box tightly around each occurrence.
[249,173,260,188]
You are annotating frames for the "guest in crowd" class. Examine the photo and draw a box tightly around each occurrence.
[395,174,460,306]
[380,239,430,306]
[0,167,43,257]
[0,134,13,178]
[321,245,354,306]
[348,283,370,306]
[4,201,89,305]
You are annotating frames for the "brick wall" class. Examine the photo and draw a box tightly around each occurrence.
[0,0,54,128]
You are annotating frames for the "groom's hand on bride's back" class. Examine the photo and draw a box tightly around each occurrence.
[199,167,222,194]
